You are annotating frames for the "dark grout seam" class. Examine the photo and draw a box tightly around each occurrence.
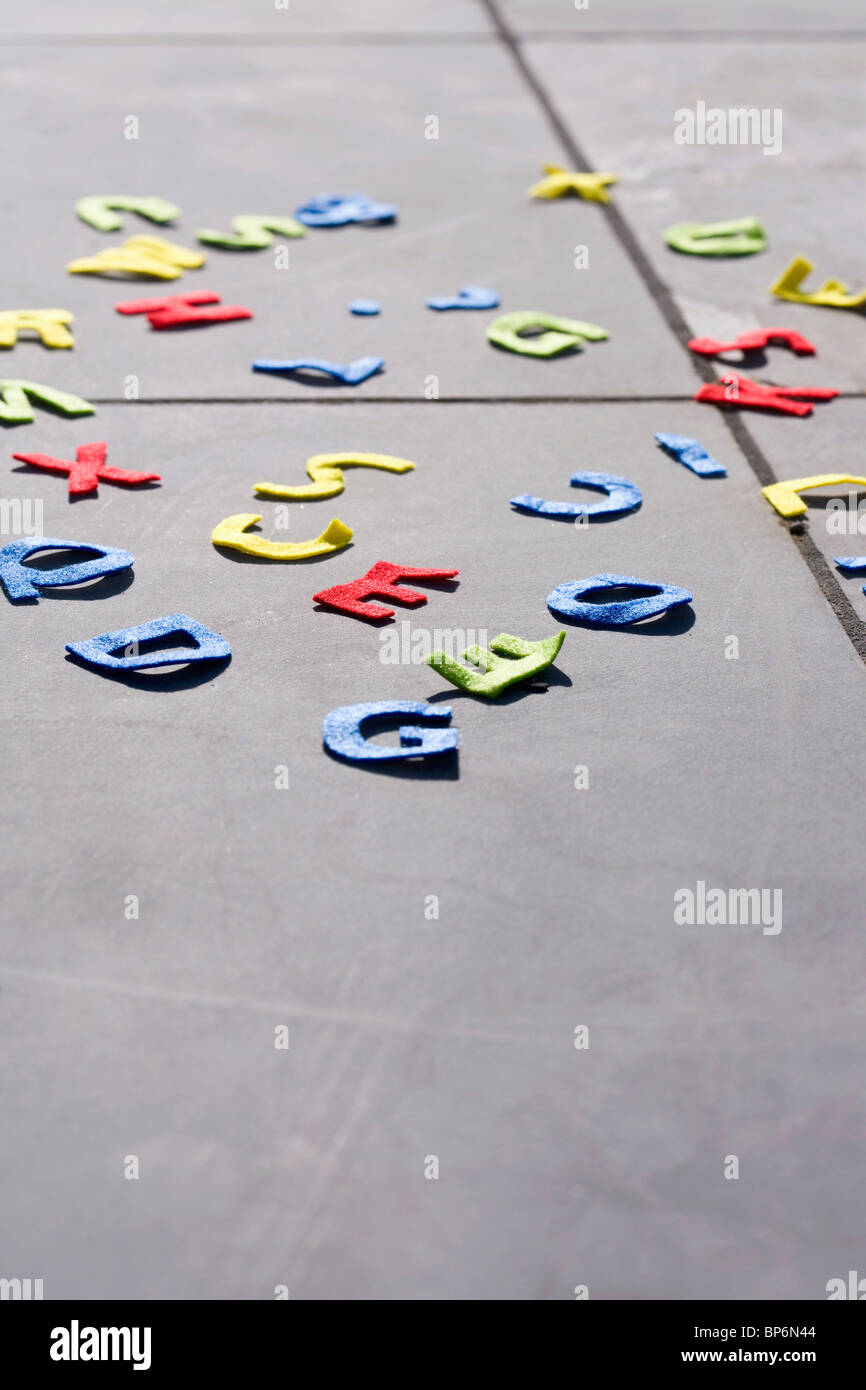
[0,32,497,47]
[1,30,863,47]
[87,392,866,407]
[481,0,866,668]
[88,394,701,406]
[512,29,866,43]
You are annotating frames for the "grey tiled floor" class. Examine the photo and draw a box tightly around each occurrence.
[1,1,864,1301]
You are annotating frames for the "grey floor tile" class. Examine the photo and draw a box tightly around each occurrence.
[745,399,866,627]
[521,37,866,392]
[0,43,697,401]
[1,401,864,1298]
[499,0,866,36]
[2,3,862,1305]
[0,0,493,38]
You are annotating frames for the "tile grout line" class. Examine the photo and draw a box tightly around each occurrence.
[1,31,865,47]
[0,32,498,47]
[490,29,866,43]
[84,393,866,406]
[480,0,866,665]
[81,394,732,406]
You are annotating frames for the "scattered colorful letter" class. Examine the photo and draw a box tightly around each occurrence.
[0,311,75,350]
[527,165,618,203]
[211,513,353,560]
[196,215,305,248]
[664,218,766,256]
[68,237,205,280]
[511,471,642,518]
[12,442,160,498]
[761,475,866,519]
[295,195,397,227]
[322,701,457,763]
[66,614,230,671]
[654,433,726,477]
[0,537,133,602]
[115,291,252,329]
[255,452,415,502]
[314,561,458,622]
[427,286,500,311]
[75,195,180,233]
[427,631,565,699]
[547,574,692,626]
[688,328,815,358]
[487,311,607,358]
[695,373,837,417]
[769,256,866,309]
[0,380,94,424]
[251,356,385,384]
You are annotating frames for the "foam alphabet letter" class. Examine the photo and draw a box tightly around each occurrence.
[487,311,607,358]
[664,218,766,256]
[654,433,726,477]
[66,613,230,671]
[527,165,618,203]
[511,470,641,518]
[294,195,397,228]
[313,561,458,622]
[255,452,415,501]
[196,215,306,248]
[75,195,180,233]
[427,631,565,699]
[211,513,353,560]
[67,237,205,281]
[115,292,252,330]
[0,311,75,350]
[833,556,866,573]
[687,328,815,357]
[426,286,500,311]
[695,373,837,417]
[251,356,385,385]
[769,256,866,309]
[0,380,94,423]
[322,701,457,763]
[12,442,160,498]
[761,474,866,518]
[547,574,692,626]
[0,537,133,602]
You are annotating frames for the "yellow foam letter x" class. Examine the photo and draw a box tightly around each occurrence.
[527,164,618,203]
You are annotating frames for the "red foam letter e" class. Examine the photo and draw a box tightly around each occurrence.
[313,561,458,622]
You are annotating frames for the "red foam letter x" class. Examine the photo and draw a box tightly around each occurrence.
[314,561,459,622]
[12,441,160,497]
[115,291,253,330]
[694,373,837,418]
